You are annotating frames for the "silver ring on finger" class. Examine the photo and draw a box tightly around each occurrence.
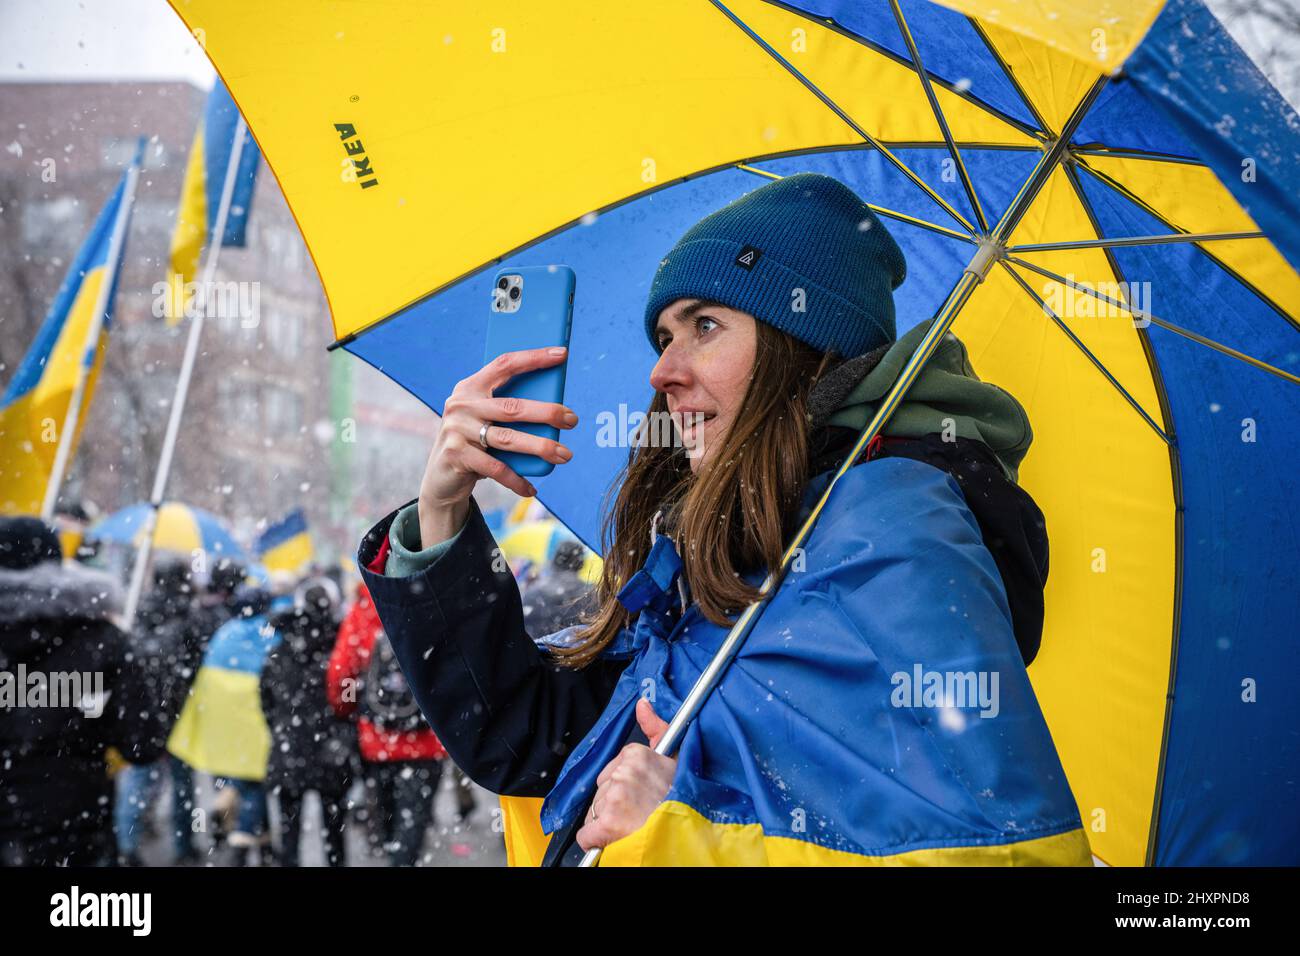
[479,421,492,450]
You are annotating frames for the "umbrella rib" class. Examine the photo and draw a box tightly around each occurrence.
[735,163,978,244]
[999,261,1172,444]
[965,17,1052,136]
[887,0,989,234]
[861,204,978,245]
[1009,231,1265,252]
[870,141,1038,152]
[1071,146,1206,166]
[1006,254,1300,387]
[708,0,976,235]
[1060,158,1183,439]
[1072,157,1300,331]
[760,0,1044,141]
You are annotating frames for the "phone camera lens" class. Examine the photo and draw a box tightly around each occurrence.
[498,277,509,290]
[509,286,521,300]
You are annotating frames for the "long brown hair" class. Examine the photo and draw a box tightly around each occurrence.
[552,314,835,668]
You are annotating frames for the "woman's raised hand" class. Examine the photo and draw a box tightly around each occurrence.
[417,346,578,546]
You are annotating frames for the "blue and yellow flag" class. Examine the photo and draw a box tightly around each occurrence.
[0,145,141,516]
[168,610,282,780]
[255,508,313,576]
[164,81,260,323]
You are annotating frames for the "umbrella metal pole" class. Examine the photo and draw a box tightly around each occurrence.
[121,117,248,630]
[577,73,1108,866]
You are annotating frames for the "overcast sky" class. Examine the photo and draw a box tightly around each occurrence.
[0,0,213,88]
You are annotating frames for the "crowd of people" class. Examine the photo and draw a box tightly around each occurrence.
[0,511,594,867]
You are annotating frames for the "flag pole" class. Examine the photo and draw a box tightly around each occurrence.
[122,115,249,630]
[40,142,143,520]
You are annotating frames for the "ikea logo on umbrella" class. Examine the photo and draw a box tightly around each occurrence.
[334,123,379,190]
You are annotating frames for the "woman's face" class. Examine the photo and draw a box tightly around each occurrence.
[650,298,757,473]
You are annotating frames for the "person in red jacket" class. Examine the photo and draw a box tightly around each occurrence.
[328,584,468,865]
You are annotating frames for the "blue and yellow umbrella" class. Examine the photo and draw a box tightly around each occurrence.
[89,501,247,562]
[499,517,602,584]
[171,0,1300,865]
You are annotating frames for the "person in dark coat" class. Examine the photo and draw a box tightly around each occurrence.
[114,555,213,865]
[158,555,245,863]
[0,517,202,866]
[193,557,247,648]
[259,576,358,866]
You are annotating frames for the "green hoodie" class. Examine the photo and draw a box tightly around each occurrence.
[823,319,1034,483]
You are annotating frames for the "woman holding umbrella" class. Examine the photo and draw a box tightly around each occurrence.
[358,173,1091,866]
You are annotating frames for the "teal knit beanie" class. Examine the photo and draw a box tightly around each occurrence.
[643,173,907,359]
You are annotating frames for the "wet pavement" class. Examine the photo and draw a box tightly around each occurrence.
[133,766,508,868]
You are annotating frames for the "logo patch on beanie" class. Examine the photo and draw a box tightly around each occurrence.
[734,245,762,270]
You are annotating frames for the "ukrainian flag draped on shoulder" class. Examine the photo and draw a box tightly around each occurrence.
[164,81,260,324]
[0,146,140,515]
[168,610,281,780]
[527,460,1092,866]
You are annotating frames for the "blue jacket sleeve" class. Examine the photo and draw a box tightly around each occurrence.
[357,497,627,797]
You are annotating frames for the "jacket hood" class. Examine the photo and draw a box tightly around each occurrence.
[0,561,123,626]
[808,319,1034,482]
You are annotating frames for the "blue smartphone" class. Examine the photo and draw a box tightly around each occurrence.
[483,264,575,478]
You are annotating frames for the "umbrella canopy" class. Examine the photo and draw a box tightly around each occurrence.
[89,501,247,562]
[499,518,563,567]
[172,0,1300,865]
[243,562,271,588]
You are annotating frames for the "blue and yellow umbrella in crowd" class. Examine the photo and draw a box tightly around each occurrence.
[499,517,602,584]
[171,0,1300,865]
[88,500,246,562]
